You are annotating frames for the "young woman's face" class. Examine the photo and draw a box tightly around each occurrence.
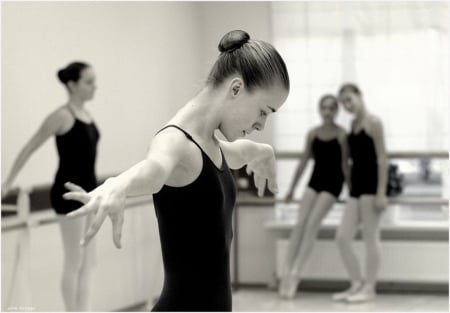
[69,67,97,101]
[339,90,362,115]
[319,98,338,123]
[221,82,288,141]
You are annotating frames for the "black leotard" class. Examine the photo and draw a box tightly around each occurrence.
[152,125,237,312]
[307,137,344,198]
[348,129,378,198]
[50,107,100,214]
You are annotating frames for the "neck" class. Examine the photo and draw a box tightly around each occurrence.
[354,104,367,122]
[170,86,223,143]
[322,120,335,128]
[67,96,85,110]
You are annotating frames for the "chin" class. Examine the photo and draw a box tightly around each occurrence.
[226,133,240,142]
[219,126,237,142]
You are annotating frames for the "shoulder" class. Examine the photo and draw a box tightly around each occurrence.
[40,106,73,135]
[149,126,198,163]
[336,126,348,143]
[307,126,320,140]
[366,114,384,135]
[49,106,72,122]
[152,127,190,151]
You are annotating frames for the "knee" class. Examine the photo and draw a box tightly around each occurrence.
[63,250,87,274]
[361,228,381,245]
[303,221,320,241]
[335,230,352,247]
[362,235,381,249]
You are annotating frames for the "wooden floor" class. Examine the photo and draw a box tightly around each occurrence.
[135,288,449,312]
[232,289,449,312]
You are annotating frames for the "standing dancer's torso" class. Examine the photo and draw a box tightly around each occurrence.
[152,125,237,311]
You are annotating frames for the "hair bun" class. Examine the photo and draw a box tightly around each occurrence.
[218,30,250,53]
[57,69,68,84]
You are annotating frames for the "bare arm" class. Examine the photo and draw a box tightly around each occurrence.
[63,130,186,247]
[2,111,66,196]
[109,132,186,197]
[285,130,314,200]
[218,138,272,170]
[219,138,278,196]
[338,129,351,192]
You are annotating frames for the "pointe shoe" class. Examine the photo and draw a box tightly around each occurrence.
[285,275,300,299]
[278,277,288,298]
[331,283,363,301]
[346,290,376,303]
[332,290,352,301]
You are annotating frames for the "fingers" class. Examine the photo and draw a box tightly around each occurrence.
[267,178,279,195]
[66,204,92,219]
[63,191,91,204]
[110,211,124,249]
[81,204,108,247]
[255,175,267,197]
[64,182,86,192]
[246,165,253,176]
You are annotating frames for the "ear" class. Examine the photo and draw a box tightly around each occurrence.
[67,81,76,94]
[229,77,244,97]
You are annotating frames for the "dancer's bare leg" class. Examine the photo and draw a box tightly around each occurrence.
[279,188,317,297]
[332,198,364,301]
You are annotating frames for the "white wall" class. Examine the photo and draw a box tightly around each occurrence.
[2,2,276,188]
[2,2,204,186]
[2,201,163,312]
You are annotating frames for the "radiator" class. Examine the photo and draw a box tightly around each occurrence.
[276,239,448,283]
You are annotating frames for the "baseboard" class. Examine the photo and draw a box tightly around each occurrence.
[235,281,448,293]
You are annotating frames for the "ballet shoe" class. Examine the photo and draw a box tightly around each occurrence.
[331,282,363,301]
[278,277,288,298]
[284,274,300,299]
[332,290,353,301]
[345,290,376,303]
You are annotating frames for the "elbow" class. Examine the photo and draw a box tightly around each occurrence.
[138,159,167,194]
[147,160,167,193]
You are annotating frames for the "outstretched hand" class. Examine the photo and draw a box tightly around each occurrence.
[1,182,12,199]
[63,179,126,248]
[245,146,278,197]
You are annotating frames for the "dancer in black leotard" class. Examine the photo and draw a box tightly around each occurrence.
[348,129,378,198]
[152,125,236,311]
[2,62,99,311]
[51,105,99,215]
[333,83,387,303]
[280,95,349,299]
[63,30,289,311]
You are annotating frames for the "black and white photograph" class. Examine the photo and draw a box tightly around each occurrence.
[1,1,449,312]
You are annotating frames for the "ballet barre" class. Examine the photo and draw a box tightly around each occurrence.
[236,196,449,206]
[275,151,449,159]
[1,192,153,232]
[2,187,34,308]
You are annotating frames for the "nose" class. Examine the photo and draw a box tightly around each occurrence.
[254,120,266,132]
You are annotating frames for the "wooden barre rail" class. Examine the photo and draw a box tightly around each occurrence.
[3,195,448,232]
[1,195,153,232]
[275,151,449,159]
[236,196,449,206]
